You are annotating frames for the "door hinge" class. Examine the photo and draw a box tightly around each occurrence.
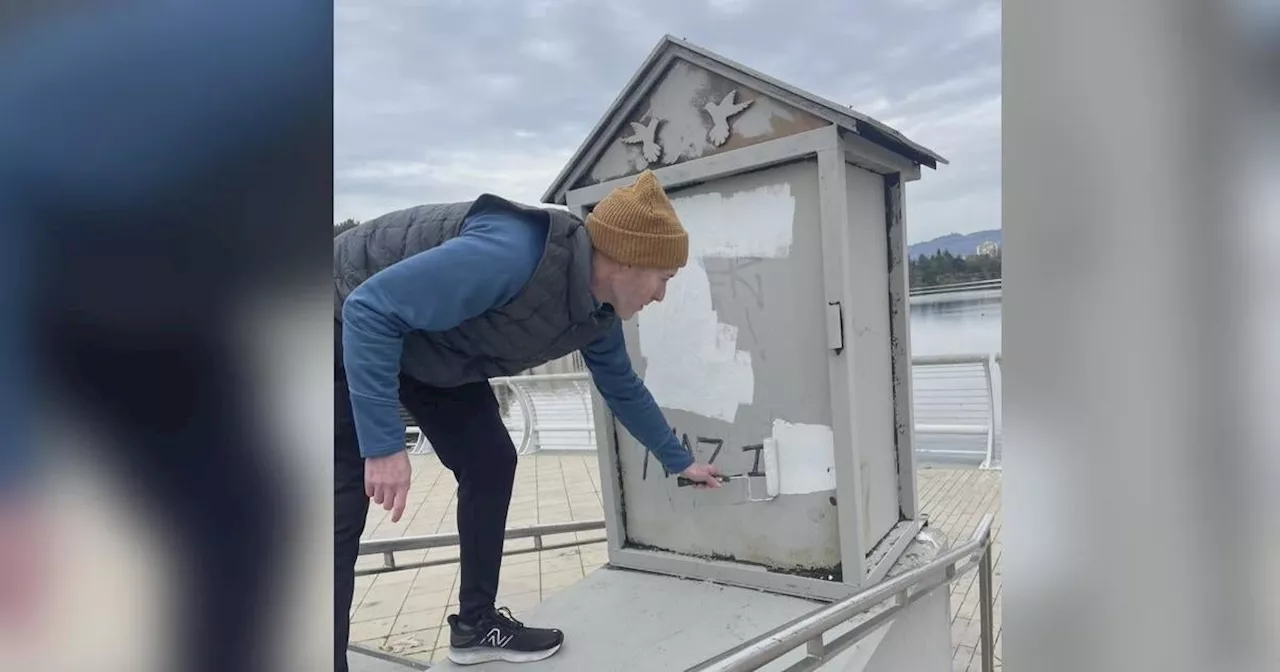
[826,301,844,353]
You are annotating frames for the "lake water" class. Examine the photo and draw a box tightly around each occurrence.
[909,289,1002,358]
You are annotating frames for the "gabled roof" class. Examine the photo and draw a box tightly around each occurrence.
[542,35,947,205]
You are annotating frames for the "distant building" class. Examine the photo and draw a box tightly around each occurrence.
[976,241,1000,256]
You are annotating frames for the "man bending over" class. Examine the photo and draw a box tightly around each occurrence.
[333,170,723,669]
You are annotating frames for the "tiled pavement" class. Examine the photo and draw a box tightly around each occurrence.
[349,454,1002,669]
[917,467,1004,672]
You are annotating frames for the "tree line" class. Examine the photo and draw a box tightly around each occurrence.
[335,219,360,236]
[908,249,1002,288]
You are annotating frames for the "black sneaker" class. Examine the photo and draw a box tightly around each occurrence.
[447,606,564,665]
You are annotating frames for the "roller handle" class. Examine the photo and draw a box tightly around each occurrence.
[676,475,732,487]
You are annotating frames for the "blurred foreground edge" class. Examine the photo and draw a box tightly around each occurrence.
[1,1,333,671]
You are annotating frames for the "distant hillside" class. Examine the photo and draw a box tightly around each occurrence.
[909,229,1002,259]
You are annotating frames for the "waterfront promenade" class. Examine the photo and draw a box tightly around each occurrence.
[350,454,1003,671]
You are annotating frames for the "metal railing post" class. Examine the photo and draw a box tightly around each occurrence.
[911,353,1001,466]
[979,544,995,672]
[991,353,1002,466]
[489,372,596,455]
[980,355,996,469]
[684,515,995,671]
[515,383,539,455]
[355,519,608,577]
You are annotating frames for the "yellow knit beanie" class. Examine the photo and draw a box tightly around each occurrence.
[586,170,688,269]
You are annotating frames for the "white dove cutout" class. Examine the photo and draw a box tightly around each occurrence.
[621,118,663,164]
[703,89,753,147]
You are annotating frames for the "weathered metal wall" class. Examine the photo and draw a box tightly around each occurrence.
[613,159,844,574]
[843,163,901,552]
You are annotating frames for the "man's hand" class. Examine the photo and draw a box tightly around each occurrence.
[679,462,724,489]
[366,450,412,522]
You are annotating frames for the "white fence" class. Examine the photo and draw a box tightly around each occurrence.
[405,372,597,457]
[911,353,1002,468]
[407,352,1003,469]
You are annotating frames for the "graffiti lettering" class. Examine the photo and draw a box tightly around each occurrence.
[641,428,769,485]
[706,258,766,308]
[698,436,724,464]
[704,258,765,350]
[741,444,765,477]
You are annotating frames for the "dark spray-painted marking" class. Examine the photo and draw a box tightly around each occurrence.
[697,436,724,464]
[706,258,765,309]
[742,444,765,477]
[643,430,756,482]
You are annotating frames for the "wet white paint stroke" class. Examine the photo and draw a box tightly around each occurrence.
[770,419,837,495]
[637,182,795,422]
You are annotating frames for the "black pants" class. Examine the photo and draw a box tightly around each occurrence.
[334,322,518,671]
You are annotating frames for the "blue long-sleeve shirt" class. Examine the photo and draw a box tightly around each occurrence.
[340,207,694,475]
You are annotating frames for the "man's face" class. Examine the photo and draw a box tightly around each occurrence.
[611,265,678,319]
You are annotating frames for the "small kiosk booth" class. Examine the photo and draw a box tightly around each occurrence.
[433,35,953,671]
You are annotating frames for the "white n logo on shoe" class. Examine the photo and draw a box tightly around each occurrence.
[482,627,514,649]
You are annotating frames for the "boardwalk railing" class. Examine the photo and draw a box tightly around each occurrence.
[909,278,1002,297]
[912,353,1002,469]
[684,514,996,672]
[354,515,995,672]
[407,353,1003,469]
[350,518,609,664]
[354,519,608,578]
[405,372,597,457]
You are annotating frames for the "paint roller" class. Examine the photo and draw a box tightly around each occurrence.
[674,437,780,502]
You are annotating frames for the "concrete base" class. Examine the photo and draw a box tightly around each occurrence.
[427,565,823,671]
[425,556,951,671]
[822,584,952,672]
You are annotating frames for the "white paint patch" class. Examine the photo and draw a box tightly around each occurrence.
[732,96,797,139]
[637,183,795,422]
[770,419,838,495]
[592,132,650,182]
[672,183,794,257]
[650,61,716,166]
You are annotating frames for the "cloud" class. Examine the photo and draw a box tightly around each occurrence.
[335,0,1000,243]
[706,0,755,14]
[958,2,1002,44]
[334,145,576,222]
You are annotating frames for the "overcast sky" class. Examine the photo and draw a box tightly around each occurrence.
[335,0,1000,244]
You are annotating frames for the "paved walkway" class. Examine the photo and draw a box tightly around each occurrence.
[348,455,1002,670]
[917,467,1004,672]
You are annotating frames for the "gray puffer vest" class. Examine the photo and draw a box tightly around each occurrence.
[333,194,618,387]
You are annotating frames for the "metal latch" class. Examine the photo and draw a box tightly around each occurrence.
[826,301,844,353]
